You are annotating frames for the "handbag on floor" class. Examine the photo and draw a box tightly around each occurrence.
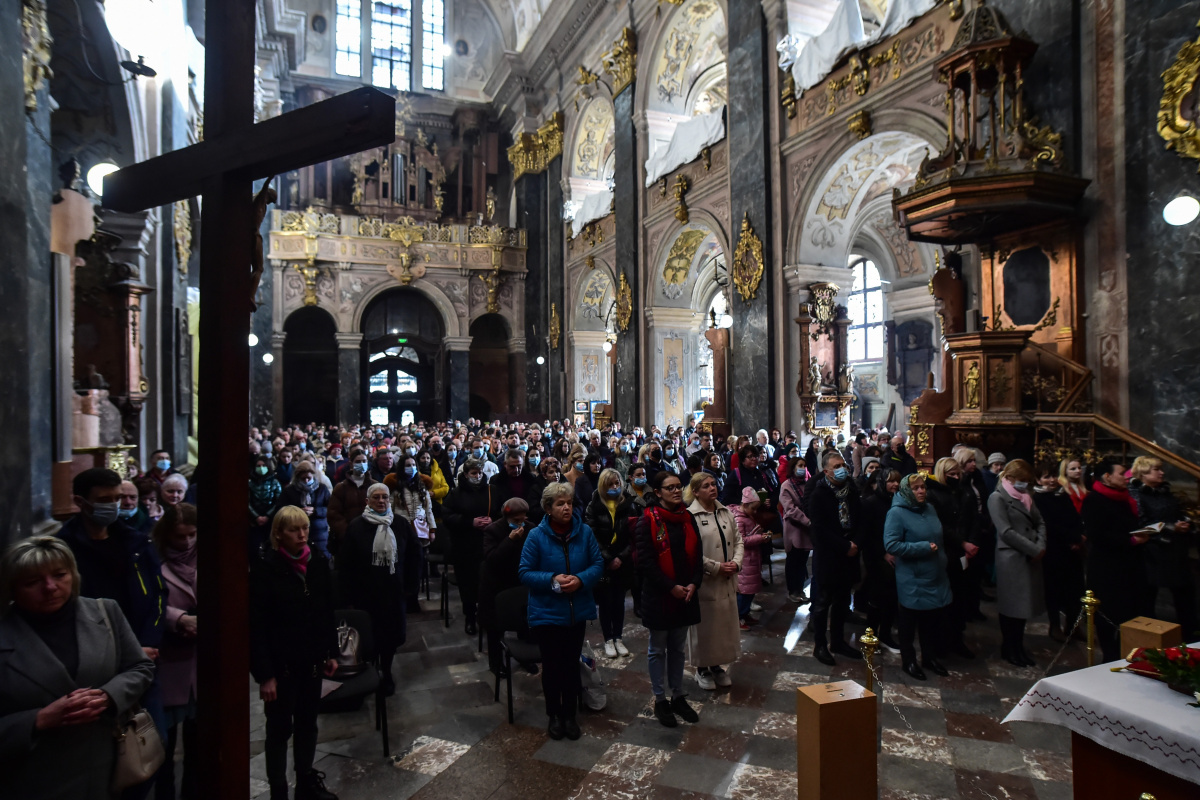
[334,619,367,676]
[580,641,607,711]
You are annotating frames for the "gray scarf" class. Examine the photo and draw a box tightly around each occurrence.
[361,507,397,573]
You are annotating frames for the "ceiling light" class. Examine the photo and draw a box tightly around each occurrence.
[248,333,259,347]
[536,356,545,365]
[1163,194,1200,226]
[718,313,733,329]
[262,353,275,364]
[87,162,119,197]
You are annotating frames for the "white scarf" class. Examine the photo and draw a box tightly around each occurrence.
[361,507,397,573]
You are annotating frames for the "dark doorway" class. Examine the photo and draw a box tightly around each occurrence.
[283,307,338,424]
[360,289,446,424]
[469,314,511,419]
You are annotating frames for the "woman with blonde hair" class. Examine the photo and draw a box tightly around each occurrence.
[686,471,743,690]
[1057,458,1088,514]
[1129,456,1196,638]
[987,459,1046,667]
[583,468,635,657]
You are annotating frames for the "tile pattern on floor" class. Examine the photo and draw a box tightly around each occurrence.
[249,556,1081,799]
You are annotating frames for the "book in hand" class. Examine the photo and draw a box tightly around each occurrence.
[1131,522,1166,536]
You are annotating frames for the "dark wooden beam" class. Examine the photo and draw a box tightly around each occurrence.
[101,87,397,212]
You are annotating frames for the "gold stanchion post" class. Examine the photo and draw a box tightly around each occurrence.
[860,627,879,693]
[1082,590,1100,666]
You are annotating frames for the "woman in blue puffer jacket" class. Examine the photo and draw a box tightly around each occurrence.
[884,473,952,682]
[519,482,605,742]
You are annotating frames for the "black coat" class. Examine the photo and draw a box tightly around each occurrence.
[926,479,979,560]
[339,515,421,654]
[478,519,528,629]
[806,477,864,586]
[721,464,780,508]
[1130,480,1193,588]
[583,491,635,588]
[880,446,918,477]
[442,479,495,564]
[1082,490,1150,628]
[635,508,704,631]
[1032,489,1084,565]
[489,468,534,518]
[249,548,338,683]
[279,483,332,548]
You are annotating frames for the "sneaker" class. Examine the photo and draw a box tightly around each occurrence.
[614,639,630,657]
[787,592,808,604]
[654,698,677,728]
[603,640,618,658]
[750,601,763,613]
[711,666,732,687]
[739,619,751,631]
[696,669,716,691]
[670,695,699,723]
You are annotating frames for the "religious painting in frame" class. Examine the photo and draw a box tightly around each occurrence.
[812,398,841,432]
[574,400,589,414]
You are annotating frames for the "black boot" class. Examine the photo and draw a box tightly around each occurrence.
[670,695,699,724]
[921,658,949,677]
[295,769,337,800]
[902,661,927,681]
[653,698,677,728]
[547,716,565,740]
[813,645,836,666]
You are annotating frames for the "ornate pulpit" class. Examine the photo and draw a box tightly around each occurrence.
[943,330,1031,453]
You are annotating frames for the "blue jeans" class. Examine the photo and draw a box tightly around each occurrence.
[737,592,754,618]
[647,626,687,699]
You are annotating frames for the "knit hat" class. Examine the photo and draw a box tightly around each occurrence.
[861,456,880,471]
[987,452,1006,466]
[740,486,760,505]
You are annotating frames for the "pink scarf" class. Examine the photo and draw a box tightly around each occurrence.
[1001,478,1033,512]
[164,542,197,587]
[283,545,312,576]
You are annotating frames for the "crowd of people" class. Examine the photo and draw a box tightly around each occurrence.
[0,416,1194,799]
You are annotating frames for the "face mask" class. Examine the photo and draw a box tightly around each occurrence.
[156,459,171,472]
[255,465,269,476]
[483,443,491,452]
[833,467,849,482]
[1012,481,1029,493]
[430,442,442,452]
[447,450,458,460]
[404,466,418,478]
[651,451,661,461]
[619,444,629,453]
[468,475,483,485]
[574,462,585,472]
[633,477,647,487]
[85,500,120,527]
[529,456,540,467]
[304,477,316,489]
[519,443,528,452]
[117,506,137,520]
[665,449,675,458]
[606,487,621,498]
[406,447,417,457]
[472,448,484,459]
[352,462,368,474]
[509,521,523,530]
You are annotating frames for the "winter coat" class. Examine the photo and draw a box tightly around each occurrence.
[731,505,766,595]
[339,515,421,654]
[779,478,814,551]
[248,474,282,521]
[884,495,952,611]
[1130,480,1193,588]
[479,519,530,629]
[720,465,781,509]
[1082,489,1150,626]
[880,446,918,477]
[391,477,438,542]
[249,548,338,684]
[279,482,332,556]
[442,478,495,564]
[806,477,865,587]
[0,597,154,800]
[57,517,166,648]
[159,555,198,708]
[518,516,605,628]
[635,506,705,631]
[925,478,979,561]
[860,482,898,606]
[427,460,450,504]
[328,476,370,554]
[686,500,743,666]
[583,491,635,589]
[988,487,1047,619]
[1032,488,1084,571]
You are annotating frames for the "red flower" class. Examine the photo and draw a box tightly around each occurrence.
[1165,647,1184,662]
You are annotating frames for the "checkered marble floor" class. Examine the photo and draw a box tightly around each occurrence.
[249,553,1080,800]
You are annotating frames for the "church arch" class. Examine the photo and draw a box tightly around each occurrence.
[352,278,461,338]
[359,288,447,424]
[282,307,339,425]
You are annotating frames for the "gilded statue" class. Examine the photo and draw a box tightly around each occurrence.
[964,361,981,409]
[838,362,855,395]
[485,186,496,222]
[250,182,277,312]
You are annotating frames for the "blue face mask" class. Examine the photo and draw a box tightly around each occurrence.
[509,521,523,530]
[574,462,585,472]
[519,444,528,451]
[447,450,457,460]
[404,466,418,478]
[156,459,171,472]
[472,448,484,459]
[833,467,849,482]
[117,506,137,520]
[528,456,540,467]
[304,477,316,489]
[352,462,368,474]
[619,444,629,453]
[665,449,675,458]
[633,477,647,487]
[606,488,621,498]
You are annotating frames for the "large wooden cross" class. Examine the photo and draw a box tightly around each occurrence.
[101,2,395,794]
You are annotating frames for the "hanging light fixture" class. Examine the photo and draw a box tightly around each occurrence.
[248,333,259,347]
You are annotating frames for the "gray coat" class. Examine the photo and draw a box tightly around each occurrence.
[988,487,1048,620]
[0,597,155,799]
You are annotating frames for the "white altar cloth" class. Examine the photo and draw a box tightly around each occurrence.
[1003,646,1200,785]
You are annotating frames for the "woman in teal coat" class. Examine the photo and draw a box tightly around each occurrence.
[519,482,605,741]
[884,473,952,681]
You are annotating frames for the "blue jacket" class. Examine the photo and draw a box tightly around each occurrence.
[519,515,605,628]
[883,494,952,611]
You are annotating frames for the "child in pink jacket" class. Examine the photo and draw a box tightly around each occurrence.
[731,486,767,628]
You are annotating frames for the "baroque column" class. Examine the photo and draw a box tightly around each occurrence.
[726,0,776,431]
[270,332,286,428]
[444,336,472,422]
[334,332,362,427]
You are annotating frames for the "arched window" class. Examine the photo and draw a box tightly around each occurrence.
[847,257,884,362]
[335,0,446,91]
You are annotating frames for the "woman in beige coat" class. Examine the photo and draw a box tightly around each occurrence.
[685,472,744,690]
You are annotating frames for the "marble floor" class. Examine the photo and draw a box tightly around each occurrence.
[248,553,1083,800]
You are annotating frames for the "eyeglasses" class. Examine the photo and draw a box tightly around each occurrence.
[661,484,682,492]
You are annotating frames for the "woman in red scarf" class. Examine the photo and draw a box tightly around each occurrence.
[636,471,705,728]
[1082,460,1153,661]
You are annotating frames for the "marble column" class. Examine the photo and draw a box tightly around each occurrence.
[508,336,528,413]
[334,332,363,427]
[726,0,776,432]
[0,2,54,540]
[445,337,472,423]
[547,166,565,420]
[514,169,547,417]
[270,332,286,428]
[613,86,640,425]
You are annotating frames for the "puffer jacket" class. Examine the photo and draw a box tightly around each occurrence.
[884,493,952,611]
[518,515,605,627]
[731,504,766,595]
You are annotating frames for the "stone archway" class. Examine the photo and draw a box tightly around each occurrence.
[359,288,448,424]
[282,307,339,425]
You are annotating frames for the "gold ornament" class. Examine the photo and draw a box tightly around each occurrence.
[603,27,637,96]
[1159,23,1200,169]
[848,109,872,140]
[507,112,565,180]
[22,0,52,112]
[615,272,633,332]
[173,200,192,278]
[731,214,764,303]
[673,175,690,224]
[549,303,561,349]
[964,361,981,409]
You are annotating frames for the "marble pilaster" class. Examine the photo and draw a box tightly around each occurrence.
[515,168,548,417]
[334,333,363,427]
[270,333,286,429]
[726,0,775,433]
[445,337,472,423]
[568,330,610,409]
[613,86,640,425]
[645,307,705,430]
[547,164,565,420]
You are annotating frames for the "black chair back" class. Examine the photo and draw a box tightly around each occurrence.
[493,586,529,632]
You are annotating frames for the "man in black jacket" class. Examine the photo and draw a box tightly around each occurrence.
[806,451,865,665]
[880,433,918,476]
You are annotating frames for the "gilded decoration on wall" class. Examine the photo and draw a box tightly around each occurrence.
[848,109,872,140]
[673,175,690,224]
[173,200,192,278]
[478,269,503,313]
[281,207,340,235]
[809,281,840,340]
[293,257,322,306]
[615,272,633,331]
[662,229,706,299]
[573,102,613,180]
[394,92,415,139]
[603,27,638,96]
[781,73,797,120]
[549,303,561,349]
[964,361,981,409]
[22,0,52,112]
[731,213,764,303]
[1159,22,1200,169]
[508,112,565,180]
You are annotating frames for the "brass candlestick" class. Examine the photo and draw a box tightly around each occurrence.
[860,627,879,693]
[1082,590,1100,666]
